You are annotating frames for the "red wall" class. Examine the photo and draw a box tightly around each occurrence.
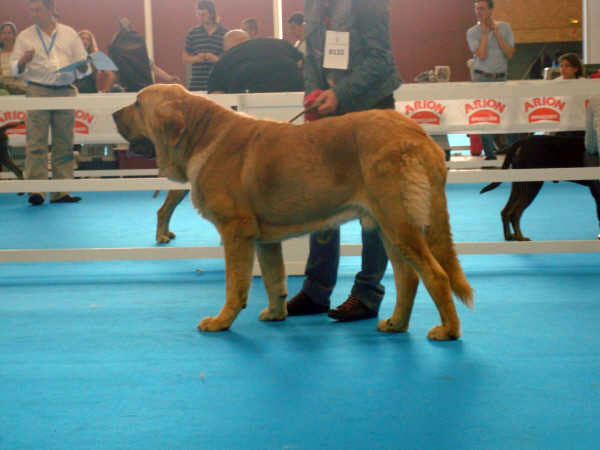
[4,0,474,83]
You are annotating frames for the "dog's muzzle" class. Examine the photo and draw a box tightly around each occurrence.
[129,136,156,159]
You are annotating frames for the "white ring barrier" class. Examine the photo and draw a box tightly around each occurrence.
[2,167,600,193]
[1,79,600,146]
[2,80,600,271]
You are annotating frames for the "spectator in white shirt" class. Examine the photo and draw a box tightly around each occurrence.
[10,0,90,205]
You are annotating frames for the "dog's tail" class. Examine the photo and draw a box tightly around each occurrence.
[479,140,521,194]
[438,236,474,310]
[427,201,474,310]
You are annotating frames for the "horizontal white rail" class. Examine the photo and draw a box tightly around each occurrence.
[0,154,503,181]
[1,241,599,266]
[1,167,599,193]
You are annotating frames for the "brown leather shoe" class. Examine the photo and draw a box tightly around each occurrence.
[286,291,329,316]
[328,295,377,322]
[28,193,44,206]
[50,194,82,203]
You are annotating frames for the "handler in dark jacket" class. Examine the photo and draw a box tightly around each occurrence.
[287,0,402,321]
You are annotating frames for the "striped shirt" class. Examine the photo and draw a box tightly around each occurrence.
[185,24,227,91]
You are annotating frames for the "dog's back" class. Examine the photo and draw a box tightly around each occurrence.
[510,135,585,169]
[481,134,586,194]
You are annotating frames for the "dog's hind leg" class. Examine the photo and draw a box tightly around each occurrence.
[510,181,543,241]
[376,216,460,340]
[377,234,419,334]
[501,183,521,240]
[256,242,287,322]
[156,189,188,243]
[198,223,256,332]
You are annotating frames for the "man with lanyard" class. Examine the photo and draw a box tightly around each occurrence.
[467,0,518,160]
[286,0,402,321]
[11,0,89,205]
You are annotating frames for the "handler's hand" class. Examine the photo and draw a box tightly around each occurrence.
[316,89,339,116]
[20,50,35,65]
[204,53,219,63]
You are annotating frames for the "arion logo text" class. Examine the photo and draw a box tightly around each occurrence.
[524,97,565,123]
[465,99,506,125]
[404,100,446,125]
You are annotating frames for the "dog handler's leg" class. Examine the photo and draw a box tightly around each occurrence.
[198,226,256,332]
[156,189,188,243]
[377,234,419,333]
[256,242,287,321]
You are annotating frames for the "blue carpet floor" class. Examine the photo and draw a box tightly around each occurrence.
[1,182,600,449]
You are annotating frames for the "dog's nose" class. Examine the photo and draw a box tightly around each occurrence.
[112,110,121,121]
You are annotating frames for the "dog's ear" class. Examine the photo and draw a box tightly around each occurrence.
[154,101,186,149]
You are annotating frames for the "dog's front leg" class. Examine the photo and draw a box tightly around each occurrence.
[156,189,188,243]
[256,242,287,322]
[197,227,255,332]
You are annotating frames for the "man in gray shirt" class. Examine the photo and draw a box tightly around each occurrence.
[467,0,517,159]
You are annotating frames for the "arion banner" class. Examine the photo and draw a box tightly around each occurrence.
[1,79,597,145]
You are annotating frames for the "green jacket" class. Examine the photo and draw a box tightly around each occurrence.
[303,0,402,113]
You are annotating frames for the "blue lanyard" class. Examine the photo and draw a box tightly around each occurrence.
[35,25,57,57]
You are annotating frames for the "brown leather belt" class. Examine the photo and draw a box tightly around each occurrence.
[27,81,73,89]
[474,69,506,79]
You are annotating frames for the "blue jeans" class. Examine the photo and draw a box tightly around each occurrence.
[299,95,395,312]
[472,73,519,157]
[301,226,388,312]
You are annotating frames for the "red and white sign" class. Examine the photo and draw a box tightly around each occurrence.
[0,109,95,136]
[0,111,27,135]
[524,96,566,123]
[465,99,507,125]
[74,109,95,134]
[404,100,446,125]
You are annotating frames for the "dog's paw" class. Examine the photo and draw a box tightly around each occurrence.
[156,231,176,244]
[198,316,231,332]
[427,325,460,341]
[377,318,408,333]
[258,307,287,322]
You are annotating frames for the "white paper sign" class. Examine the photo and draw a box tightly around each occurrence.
[323,31,349,70]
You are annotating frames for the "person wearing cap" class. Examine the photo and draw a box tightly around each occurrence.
[287,12,305,56]
[10,0,90,205]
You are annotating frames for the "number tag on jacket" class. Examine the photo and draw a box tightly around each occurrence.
[323,31,349,70]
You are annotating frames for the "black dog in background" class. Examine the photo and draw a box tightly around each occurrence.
[480,135,600,241]
[0,122,24,180]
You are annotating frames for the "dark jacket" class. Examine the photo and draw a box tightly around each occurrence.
[303,0,401,113]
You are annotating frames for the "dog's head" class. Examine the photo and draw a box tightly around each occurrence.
[113,84,189,181]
